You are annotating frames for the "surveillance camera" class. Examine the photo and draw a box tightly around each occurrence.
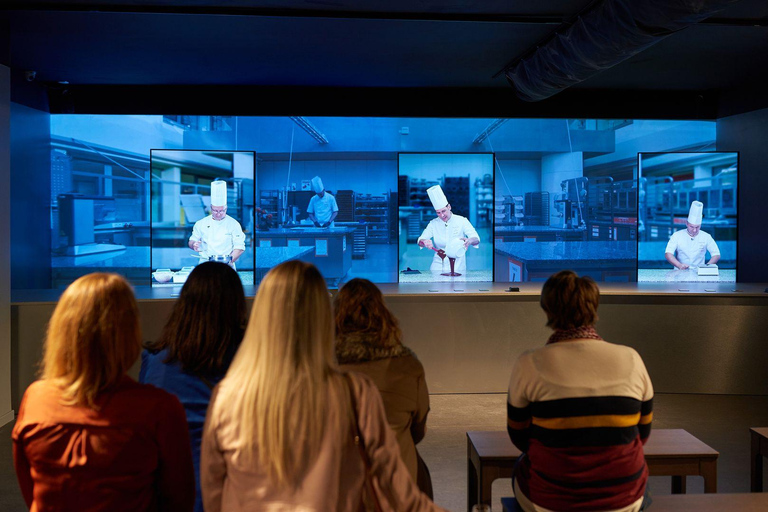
[25,71,37,82]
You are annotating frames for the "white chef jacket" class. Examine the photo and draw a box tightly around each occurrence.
[307,193,339,225]
[189,214,246,260]
[418,214,480,273]
[665,229,720,268]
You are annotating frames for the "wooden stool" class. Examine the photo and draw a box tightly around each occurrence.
[750,427,768,492]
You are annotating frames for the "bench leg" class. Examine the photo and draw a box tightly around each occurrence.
[480,467,495,508]
[701,460,717,493]
[752,431,763,492]
[468,457,479,512]
[671,475,686,494]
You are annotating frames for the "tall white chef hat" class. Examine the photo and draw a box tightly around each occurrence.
[444,238,467,259]
[311,176,324,194]
[210,180,227,207]
[427,185,448,210]
[687,200,703,225]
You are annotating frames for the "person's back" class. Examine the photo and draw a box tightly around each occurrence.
[14,377,191,512]
[200,261,444,512]
[139,261,246,512]
[334,278,430,490]
[13,273,194,512]
[507,271,653,512]
[204,371,434,511]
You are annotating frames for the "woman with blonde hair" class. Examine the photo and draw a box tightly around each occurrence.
[13,273,195,511]
[335,278,432,498]
[201,261,445,512]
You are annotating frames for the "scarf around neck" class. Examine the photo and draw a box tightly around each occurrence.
[547,325,603,345]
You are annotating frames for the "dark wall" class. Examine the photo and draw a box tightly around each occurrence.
[10,103,50,289]
[717,107,768,282]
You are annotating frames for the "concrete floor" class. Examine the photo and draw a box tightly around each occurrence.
[3,392,768,511]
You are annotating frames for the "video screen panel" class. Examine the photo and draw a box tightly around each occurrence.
[494,149,638,282]
[398,153,494,282]
[254,119,399,285]
[638,152,737,283]
[150,150,255,287]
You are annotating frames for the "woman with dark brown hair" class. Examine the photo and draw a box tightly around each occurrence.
[13,273,194,511]
[334,278,433,498]
[140,261,246,512]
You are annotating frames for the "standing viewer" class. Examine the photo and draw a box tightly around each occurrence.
[140,261,246,512]
[507,271,653,512]
[417,184,480,273]
[13,273,194,512]
[189,180,246,268]
[201,261,445,512]
[334,278,433,497]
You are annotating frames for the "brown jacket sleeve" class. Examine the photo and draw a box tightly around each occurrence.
[351,373,446,512]
[410,361,430,445]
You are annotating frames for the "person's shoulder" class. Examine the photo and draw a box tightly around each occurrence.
[700,230,715,240]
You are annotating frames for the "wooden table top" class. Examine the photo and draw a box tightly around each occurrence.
[750,427,768,438]
[651,493,768,511]
[468,429,718,460]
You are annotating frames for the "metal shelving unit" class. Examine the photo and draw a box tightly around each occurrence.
[355,192,390,244]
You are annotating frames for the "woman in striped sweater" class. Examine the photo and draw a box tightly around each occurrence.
[507,270,654,512]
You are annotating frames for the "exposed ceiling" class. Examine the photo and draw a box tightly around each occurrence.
[2,0,767,117]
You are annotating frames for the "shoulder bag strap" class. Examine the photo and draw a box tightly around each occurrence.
[343,373,384,512]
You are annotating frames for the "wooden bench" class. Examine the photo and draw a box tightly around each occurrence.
[501,494,768,512]
[750,427,768,491]
[467,429,719,511]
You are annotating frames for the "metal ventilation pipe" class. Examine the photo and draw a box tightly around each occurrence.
[505,0,741,102]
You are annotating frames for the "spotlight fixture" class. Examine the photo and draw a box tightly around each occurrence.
[473,118,509,144]
[289,116,329,144]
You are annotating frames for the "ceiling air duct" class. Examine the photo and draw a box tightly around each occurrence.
[505,0,741,102]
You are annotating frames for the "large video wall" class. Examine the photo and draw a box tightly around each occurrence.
[40,116,737,288]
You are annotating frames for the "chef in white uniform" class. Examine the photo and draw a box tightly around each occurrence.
[306,176,339,228]
[417,184,480,273]
[188,180,246,269]
[664,200,721,270]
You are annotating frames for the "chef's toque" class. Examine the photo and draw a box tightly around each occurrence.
[427,185,449,210]
[444,238,467,259]
[687,200,703,225]
[211,180,228,207]
[311,176,324,194]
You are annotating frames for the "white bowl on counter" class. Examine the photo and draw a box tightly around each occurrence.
[152,270,174,283]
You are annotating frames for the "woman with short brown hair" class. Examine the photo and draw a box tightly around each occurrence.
[13,273,194,512]
[507,270,654,512]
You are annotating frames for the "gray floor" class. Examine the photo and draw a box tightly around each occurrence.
[3,392,768,511]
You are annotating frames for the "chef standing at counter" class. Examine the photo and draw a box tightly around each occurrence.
[665,200,721,270]
[417,184,480,273]
[188,180,246,269]
[306,176,339,228]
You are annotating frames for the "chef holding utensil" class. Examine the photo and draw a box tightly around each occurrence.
[306,176,339,228]
[664,200,721,270]
[188,180,246,269]
[417,184,480,273]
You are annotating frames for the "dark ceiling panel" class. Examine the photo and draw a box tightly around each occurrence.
[8,0,590,17]
[575,24,768,91]
[8,11,553,87]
